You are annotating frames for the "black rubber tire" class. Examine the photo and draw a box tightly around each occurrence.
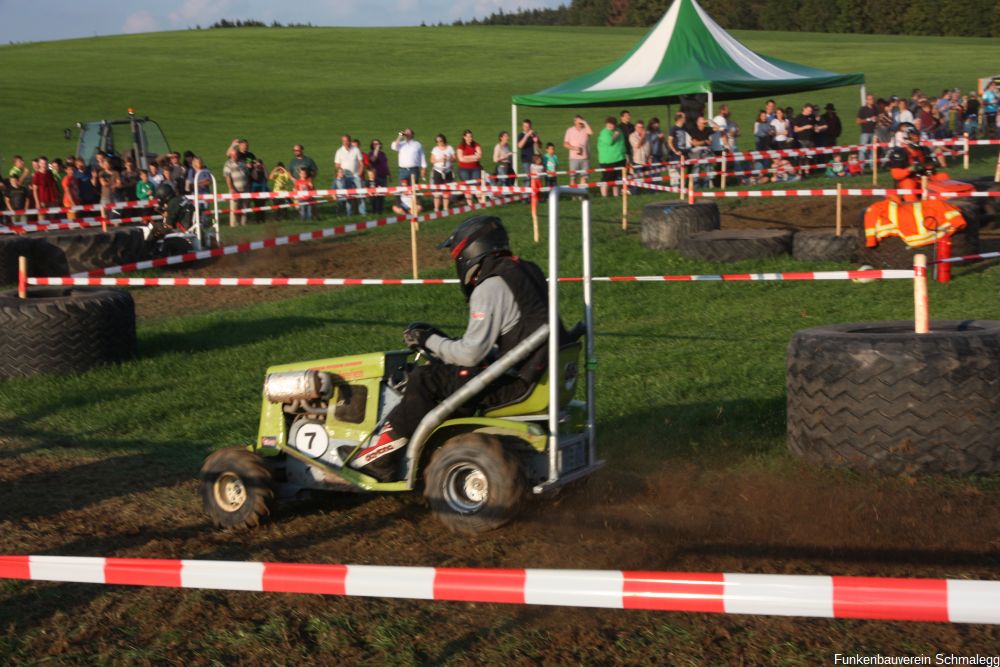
[679,229,795,262]
[31,228,146,275]
[0,235,40,285]
[792,229,859,262]
[640,202,720,250]
[0,287,137,379]
[786,320,1000,475]
[959,177,1000,218]
[424,433,525,534]
[199,447,276,529]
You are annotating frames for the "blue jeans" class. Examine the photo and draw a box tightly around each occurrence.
[398,167,421,187]
[858,132,874,168]
[335,173,365,215]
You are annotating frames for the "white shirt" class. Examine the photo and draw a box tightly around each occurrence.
[770,118,789,141]
[334,145,363,175]
[431,145,455,173]
[897,109,914,125]
[390,137,427,169]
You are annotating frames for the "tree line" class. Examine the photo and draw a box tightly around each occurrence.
[456,0,1000,38]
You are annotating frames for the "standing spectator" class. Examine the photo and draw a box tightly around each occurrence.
[492,131,513,186]
[629,121,651,170]
[793,104,816,175]
[31,156,59,222]
[456,130,484,205]
[334,134,366,216]
[821,104,842,148]
[542,143,559,188]
[268,162,293,219]
[135,169,153,218]
[917,99,938,141]
[875,99,894,148]
[249,158,269,223]
[289,144,318,181]
[5,175,29,223]
[61,162,81,220]
[390,128,426,189]
[236,140,255,165]
[753,111,773,150]
[148,162,164,188]
[187,156,213,196]
[71,157,96,205]
[812,106,829,149]
[895,99,914,131]
[120,157,139,201]
[529,154,545,186]
[517,119,541,184]
[223,146,249,227]
[167,152,186,193]
[710,105,733,153]
[430,133,455,213]
[8,155,26,182]
[367,139,390,215]
[647,117,664,164]
[596,116,626,198]
[353,138,371,215]
[667,112,688,161]
[563,115,593,187]
[764,99,777,121]
[856,94,877,169]
[294,167,314,222]
[618,110,635,162]
[964,93,980,138]
[687,116,714,187]
[770,108,791,148]
[983,82,998,139]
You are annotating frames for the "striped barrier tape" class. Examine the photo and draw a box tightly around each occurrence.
[932,249,1000,265]
[0,214,164,235]
[0,556,997,624]
[72,195,527,278]
[1,197,156,218]
[692,188,920,198]
[31,270,915,288]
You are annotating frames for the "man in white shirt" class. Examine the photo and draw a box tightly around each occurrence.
[390,128,427,187]
[334,134,365,215]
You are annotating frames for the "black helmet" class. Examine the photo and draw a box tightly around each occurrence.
[154,182,175,202]
[437,215,510,295]
[887,147,910,169]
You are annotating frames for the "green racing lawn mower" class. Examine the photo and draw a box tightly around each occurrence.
[198,188,602,533]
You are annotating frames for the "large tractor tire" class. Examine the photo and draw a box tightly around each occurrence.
[679,229,795,262]
[792,229,859,262]
[0,235,39,285]
[640,202,720,250]
[786,320,1000,475]
[200,447,276,529]
[424,433,525,534]
[32,228,146,275]
[0,287,137,379]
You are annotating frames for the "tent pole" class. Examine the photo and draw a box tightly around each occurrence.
[707,91,714,119]
[860,84,866,106]
[511,104,518,178]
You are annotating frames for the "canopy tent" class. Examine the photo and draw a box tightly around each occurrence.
[510,0,865,171]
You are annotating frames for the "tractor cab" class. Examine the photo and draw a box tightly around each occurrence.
[200,187,602,533]
[74,109,170,170]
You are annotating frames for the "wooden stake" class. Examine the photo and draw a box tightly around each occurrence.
[871,137,878,185]
[913,253,929,334]
[679,158,687,200]
[963,133,970,171]
[621,166,628,230]
[17,256,27,299]
[994,150,1000,183]
[835,183,843,237]
[687,174,695,205]
[720,152,727,190]
[410,177,419,232]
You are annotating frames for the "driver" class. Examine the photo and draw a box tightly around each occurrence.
[887,123,948,202]
[152,182,195,236]
[340,215,566,481]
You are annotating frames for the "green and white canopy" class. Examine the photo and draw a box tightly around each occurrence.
[511,0,864,108]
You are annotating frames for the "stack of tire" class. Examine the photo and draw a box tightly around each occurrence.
[0,227,145,284]
[640,201,858,263]
[786,320,1000,475]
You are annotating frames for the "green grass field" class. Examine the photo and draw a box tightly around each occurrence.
[1,25,1000,664]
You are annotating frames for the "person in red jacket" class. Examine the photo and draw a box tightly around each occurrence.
[30,156,59,222]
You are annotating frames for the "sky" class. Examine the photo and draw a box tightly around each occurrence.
[0,0,567,43]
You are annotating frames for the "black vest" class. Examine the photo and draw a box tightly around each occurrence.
[476,254,566,384]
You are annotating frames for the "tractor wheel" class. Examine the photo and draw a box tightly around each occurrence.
[792,229,859,262]
[679,229,795,262]
[640,202,720,250]
[424,433,525,534]
[199,447,276,529]
[786,320,1000,475]
[0,235,39,285]
[0,287,136,379]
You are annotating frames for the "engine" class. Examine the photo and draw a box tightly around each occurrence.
[264,370,334,419]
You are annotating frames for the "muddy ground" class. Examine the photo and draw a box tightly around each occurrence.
[2,197,999,664]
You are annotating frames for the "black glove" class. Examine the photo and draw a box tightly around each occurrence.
[403,325,433,351]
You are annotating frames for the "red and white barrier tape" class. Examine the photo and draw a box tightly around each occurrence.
[692,188,919,199]
[1,214,164,235]
[1,556,997,624]
[932,250,1000,265]
[1,198,156,218]
[72,196,526,278]
[32,270,914,288]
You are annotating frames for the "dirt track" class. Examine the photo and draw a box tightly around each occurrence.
[3,197,999,663]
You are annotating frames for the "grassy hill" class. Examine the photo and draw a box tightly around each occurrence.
[1,26,998,175]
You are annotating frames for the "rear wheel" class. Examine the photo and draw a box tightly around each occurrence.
[424,434,524,534]
[199,447,276,529]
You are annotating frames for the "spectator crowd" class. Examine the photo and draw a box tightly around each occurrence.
[4,80,997,223]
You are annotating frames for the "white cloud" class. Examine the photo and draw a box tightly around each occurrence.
[122,10,159,34]
[168,0,233,26]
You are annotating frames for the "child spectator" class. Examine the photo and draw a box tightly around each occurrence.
[8,155,26,181]
[62,162,81,219]
[269,162,293,219]
[136,170,153,201]
[825,154,847,178]
[148,162,164,187]
[771,157,799,182]
[846,154,863,176]
[250,158,269,223]
[5,175,29,224]
[31,156,59,222]
[542,143,559,188]
[530,154,545,186]
[294,167,313,221]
